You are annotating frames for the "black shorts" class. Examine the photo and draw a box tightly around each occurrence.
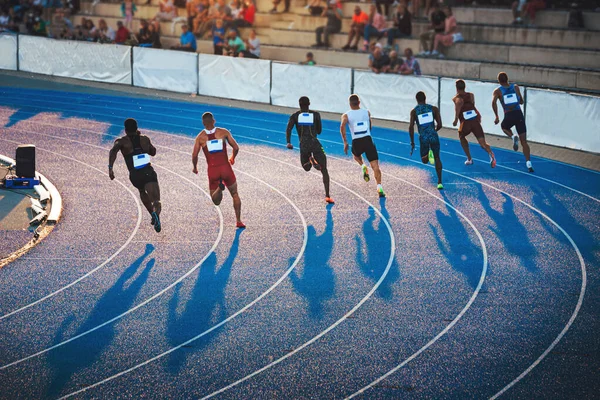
[129,166,158,191]
[352,136,379,162]
[300,143,327,169]
[419,135,440,159]
[501,109,527,135]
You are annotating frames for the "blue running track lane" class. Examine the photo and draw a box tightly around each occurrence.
[0,86,598,399]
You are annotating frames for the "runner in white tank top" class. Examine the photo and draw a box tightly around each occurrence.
[340,94,385,198]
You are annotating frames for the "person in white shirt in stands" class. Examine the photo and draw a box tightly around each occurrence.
[93,19,116,43]
[244,29,260,58]
[340,94,386,198]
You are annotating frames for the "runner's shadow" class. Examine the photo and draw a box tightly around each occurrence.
[290,206,336,320]
[355,198,399,300]
[431,194,484,289]
[45,244,155,398]
[165,229,242,374]
[476,185,538,273]
[4,108,39,128]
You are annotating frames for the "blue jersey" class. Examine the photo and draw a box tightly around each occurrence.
[414,104,438,142]
[498,84,521,113]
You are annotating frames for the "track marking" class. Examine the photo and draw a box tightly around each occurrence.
[0,137,144,321]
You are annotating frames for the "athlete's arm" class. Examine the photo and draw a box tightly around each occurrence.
[368,110,372,131]
[472,93,482,121]
[225,130,240,165]
[315,112,322,135]
[285,113,295,148]
[492,89,501,124]
[515,84,524,105]
[144,136,157,156]
[191,135,203,174]
[408,110,416,154]
[108,138,121,180]
[340,113,349,155]
[452,96,462,126]
[433,106,442,131]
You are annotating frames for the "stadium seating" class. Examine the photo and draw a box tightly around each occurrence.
[73,0,600,91]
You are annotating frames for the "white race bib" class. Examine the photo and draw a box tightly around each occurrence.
[463,110,477,120]
[298,113,314,126]
[206,139,224,153]
[504,93,518,105]
[353,121,368,135]
[417,112,433,125]
[133,153,150,169]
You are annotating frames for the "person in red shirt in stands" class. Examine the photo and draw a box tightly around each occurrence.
[115,21,130,44]
[342,5,369,51]
[233,0,255,28]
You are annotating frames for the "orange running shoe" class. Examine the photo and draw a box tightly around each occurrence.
[236,221,246,229]
[325,197,335,204]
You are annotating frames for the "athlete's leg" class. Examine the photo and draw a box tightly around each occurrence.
[227,182,243,224]
[434,152,443,185]
[459,134,472,161]
[353,153,365,166]
[370,160,382,185]
[300,150,312,171]
[138,189,154,214]
[519,133,531,161]
[144,182,161,216]
[210,187,223,206]
[313,148,331,198]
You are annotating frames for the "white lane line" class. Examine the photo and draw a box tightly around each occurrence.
[0,137,144,322]
[2,92,599,177]
[0,130,225,370]
[1,128,310,400]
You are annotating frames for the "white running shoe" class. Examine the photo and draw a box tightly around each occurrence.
[431,50,439,56]
[465,159,473,165]
[512,135,519,151]
[526,160,534,172]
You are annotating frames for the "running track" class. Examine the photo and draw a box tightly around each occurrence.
[0,86,598,399]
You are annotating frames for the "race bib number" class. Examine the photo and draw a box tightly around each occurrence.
[353,121,368,135]
[417,112,433,125]
[133,153,150,169]
[504,93,518,105]
[207,139,224,153]
[298,113,314,126]
[463,110,477,120]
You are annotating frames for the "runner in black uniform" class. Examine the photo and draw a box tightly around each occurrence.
[109,118,162,232]
[286,96,334,204]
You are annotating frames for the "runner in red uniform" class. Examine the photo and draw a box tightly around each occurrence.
[192,112,245,228]
[452,79,496,168]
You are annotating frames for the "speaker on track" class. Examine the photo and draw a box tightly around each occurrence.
[15,144,36,178]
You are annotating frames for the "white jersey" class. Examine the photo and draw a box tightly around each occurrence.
[345,108,371,141]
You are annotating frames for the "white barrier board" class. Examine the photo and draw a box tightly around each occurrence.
[18,36,131,84]
[198,54,270,103]
[133,47,198,94]
[527,89,600,153]
[440,78,505,136]
[270,63,352,114]
[0,34,17,71]
[353,71,439,122]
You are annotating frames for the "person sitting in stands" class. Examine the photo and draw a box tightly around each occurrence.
[172,23,197,51]
[270,0,290,14]
[400,47,421,75]
[387,2,412,48]
[363,4,387,51]
[94,18,116,43]
[187,0,204,31]
[245,28,260,58]
[342,5,368,51]
[387,50,404,73]
[369,46,391,74]
[418,1,445,56]
[431,5,459,58]
[212,18,225,54]
[312,0,342,48]
[300,51,316,65]
[115,20,130,44]
[155,0,177,21]
[224,28,245,56]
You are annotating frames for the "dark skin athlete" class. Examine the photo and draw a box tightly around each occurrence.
[108,130,161,218]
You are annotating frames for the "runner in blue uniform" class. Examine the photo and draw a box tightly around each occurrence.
[492,72,534,172]
[409,91,444,189]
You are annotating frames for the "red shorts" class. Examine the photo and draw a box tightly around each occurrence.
[459,119,485,140]
[207,163,236,191]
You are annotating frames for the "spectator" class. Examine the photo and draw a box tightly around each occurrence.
[388,50,404,73]
[172,23,197,51]
[269,0,290,14]
[369,45,390,74]
[82,18,95,41]
[148,21,162,47]
[363,3,387,51]
[187,0,202,30]
[232,0,254,29]
[121,0,136,30]
[342,5,368,51]
[215,0,233,30]
[432,5,458,58]
[225,28,245,56]
[514,0,546,26]
[137,18,152,45]
[312,0,342,48]
[300,51,316,65]
[95,18,115,43]
[411,0,433,20]
[155,0,177,21]
[387,2,412,48]
[1,7,18,32]
[307,0,324,16]
[212,17,226,54]
[418,1,445,56]
[115,20,130,44]
[375,0,393,18]
[400,48,421,75]
[229,0,241,19]
[196,0,219,38]
[192,0,210,35]
[245,28,260,57]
